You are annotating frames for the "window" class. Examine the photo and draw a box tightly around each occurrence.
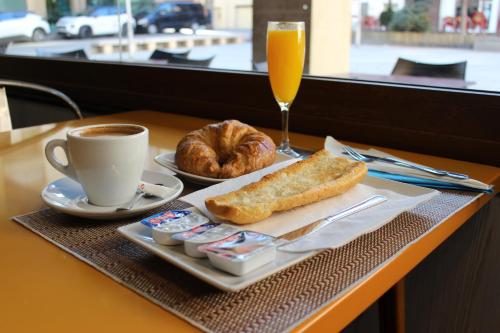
[0,1,498,165]
[0,0,500,91]
[1,0,499,92]
[158,3,173,12]
[0,12,28,20]
[91,7,110,16]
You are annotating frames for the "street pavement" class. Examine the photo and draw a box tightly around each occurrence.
[5,32,500,92]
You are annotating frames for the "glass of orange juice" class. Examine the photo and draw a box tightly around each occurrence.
[267,21,305,157]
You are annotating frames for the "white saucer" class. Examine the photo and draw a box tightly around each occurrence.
[154,151,293,185]
[41,170,184,220]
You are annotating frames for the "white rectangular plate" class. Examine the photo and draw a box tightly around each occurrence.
[117,176,437,292]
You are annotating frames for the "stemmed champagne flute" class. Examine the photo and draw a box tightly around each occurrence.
[267,21,305,157]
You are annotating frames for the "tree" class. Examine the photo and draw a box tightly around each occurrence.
[379,1,394,29]
[388,1,431,32]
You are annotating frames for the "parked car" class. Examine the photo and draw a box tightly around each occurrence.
[135,2,209,34]
[0,11,50,42]
[56,6,135,39]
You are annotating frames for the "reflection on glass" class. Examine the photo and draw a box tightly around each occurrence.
[1,1,500,92]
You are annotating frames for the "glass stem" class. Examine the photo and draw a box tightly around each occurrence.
[279,102,290,151]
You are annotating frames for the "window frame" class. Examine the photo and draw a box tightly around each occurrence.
[0,54,498,166]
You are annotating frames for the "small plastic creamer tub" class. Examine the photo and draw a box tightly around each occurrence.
[140,210,191,245]
[198,231,276,276]
[181,224,241,258]
[141,210,191,228]
[151,212,209,245]
[170,222,221,255]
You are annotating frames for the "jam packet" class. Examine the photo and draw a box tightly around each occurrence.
[199,231,276,276]
[151,212,209,245]
[182,224,241,258]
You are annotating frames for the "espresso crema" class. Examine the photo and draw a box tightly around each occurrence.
[73,125,143,138]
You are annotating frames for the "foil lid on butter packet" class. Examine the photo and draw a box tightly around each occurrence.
[172,222,219,241]
[199,231,275,261]
[183,224,242,258]
[153,212,209,233]
[186,224,241,244]
[141,210,191,228]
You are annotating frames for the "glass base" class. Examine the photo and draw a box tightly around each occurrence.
[276,144,302,158]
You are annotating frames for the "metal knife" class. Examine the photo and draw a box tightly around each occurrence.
[277,195,387,251]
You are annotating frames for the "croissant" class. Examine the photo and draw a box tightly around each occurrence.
[175,120,276,178]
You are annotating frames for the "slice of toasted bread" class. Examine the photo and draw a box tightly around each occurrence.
[205,149,367,224]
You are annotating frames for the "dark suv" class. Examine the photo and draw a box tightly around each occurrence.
[135,2,209,34]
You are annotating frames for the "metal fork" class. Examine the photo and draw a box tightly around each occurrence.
[343,146,469,180]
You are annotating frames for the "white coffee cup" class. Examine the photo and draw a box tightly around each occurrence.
[45,124,148,207]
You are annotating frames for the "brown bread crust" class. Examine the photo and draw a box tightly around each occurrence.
[175,120,276,178]
[205,150,368,224]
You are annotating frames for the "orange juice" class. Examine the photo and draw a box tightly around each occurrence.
[267,29,305,104]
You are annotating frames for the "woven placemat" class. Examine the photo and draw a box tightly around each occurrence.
[12,190,479,333]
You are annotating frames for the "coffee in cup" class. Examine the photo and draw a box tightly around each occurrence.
[45,124,148,207]
[72,125,143,138]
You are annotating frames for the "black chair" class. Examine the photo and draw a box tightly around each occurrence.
[167,54,215,67]
[149,49,191,61]
[36,49,88,60]
[391,58,467,80]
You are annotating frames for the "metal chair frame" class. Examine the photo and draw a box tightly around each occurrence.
[0,79,83,120]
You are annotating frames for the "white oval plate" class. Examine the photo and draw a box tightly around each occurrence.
[41,170,184,220]
[154,151,293,185]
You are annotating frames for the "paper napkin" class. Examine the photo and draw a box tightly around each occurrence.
[325,136,493,193]
[179,158,439,251]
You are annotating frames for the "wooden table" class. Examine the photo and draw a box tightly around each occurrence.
[0,111,498,333]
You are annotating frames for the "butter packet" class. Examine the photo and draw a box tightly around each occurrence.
[182,224,241,258]
[199,231,276,276]
[152,212,209,245]
[172,222,220,242]
[141,210,191,228]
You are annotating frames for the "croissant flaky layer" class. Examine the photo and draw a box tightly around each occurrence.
[205,150,368,224]
[175,120,276,178]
